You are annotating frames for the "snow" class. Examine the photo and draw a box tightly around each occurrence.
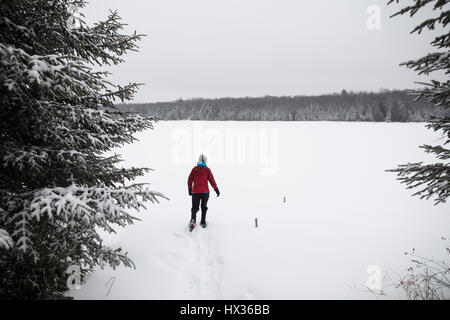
[69,121,450,299]
[0,229,14,250]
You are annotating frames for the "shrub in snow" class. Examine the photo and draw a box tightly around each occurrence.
[0,0,166,299]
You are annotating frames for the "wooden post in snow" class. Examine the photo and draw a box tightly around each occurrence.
[255,218,258,228]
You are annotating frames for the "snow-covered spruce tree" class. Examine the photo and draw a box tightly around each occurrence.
[386,0,449,300]
[0,0,166,299]
[388,0,449,205]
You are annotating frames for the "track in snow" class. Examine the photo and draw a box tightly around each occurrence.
[185,226,224,299]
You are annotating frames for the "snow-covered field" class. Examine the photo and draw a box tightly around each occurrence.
[69,121,450,300]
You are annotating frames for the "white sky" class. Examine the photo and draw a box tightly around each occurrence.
[81,0,443,103]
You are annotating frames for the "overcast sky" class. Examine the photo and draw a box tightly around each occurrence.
[82,0,442,103]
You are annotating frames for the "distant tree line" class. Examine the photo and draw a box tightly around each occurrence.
[118,90,449,122]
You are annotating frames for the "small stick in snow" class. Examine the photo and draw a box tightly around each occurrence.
[105,276,116,296]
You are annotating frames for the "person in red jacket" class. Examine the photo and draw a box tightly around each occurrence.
[188,154,220,229]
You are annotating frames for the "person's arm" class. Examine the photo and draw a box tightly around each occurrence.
[187,168,194,195]
[208,168,220,196]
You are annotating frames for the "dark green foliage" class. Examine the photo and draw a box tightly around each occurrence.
[387,0,449,205]
[0,242,71,300]
[119,90,445,122]
[0,0,165,299]
[372,101,389,122]
[390,102,410,122]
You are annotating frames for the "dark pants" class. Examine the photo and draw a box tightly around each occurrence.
[191,193,209,223]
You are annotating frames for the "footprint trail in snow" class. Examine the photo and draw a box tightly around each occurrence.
[186,227,224,299]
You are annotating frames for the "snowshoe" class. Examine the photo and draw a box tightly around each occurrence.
[189,219,196,232]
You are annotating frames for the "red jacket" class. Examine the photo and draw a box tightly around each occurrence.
[188,166,218,193]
